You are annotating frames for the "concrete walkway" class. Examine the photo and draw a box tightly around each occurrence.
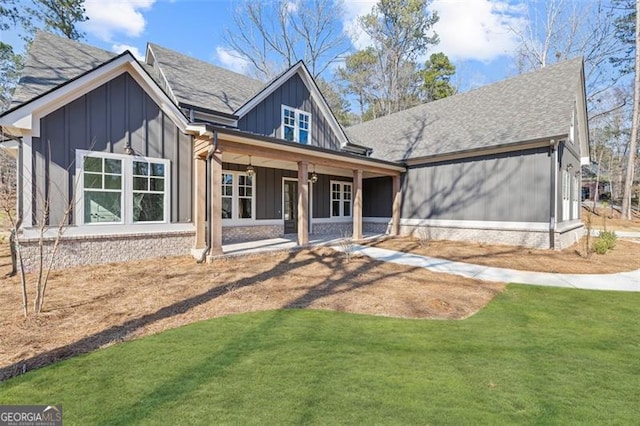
[337,244,640,292]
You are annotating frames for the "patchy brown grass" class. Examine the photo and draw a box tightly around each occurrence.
[583,206,640,231]
[367,236,640,274]
[0,245,503,379]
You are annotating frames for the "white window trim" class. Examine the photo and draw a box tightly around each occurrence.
[281,104,312,144]
[330,180,352,218]
[75,150,171,226]
[221,170,256,225]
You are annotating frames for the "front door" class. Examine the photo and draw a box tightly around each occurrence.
[283,179,297,234]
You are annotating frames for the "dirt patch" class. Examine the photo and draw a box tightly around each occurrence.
[367,236,640,274]
[583,206,640,232]
[0,247,503,379]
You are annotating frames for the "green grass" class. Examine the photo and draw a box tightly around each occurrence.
[1,284,639,425]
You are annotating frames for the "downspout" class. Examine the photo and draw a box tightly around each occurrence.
[196,129,218,263]
[549,139,559,249]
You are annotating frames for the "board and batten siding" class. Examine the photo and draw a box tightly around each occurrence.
[237,73,342,151]
[32,72,193,226]
[402,147,551,223]
[363,177,393,217]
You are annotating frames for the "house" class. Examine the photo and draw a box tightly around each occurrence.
[0,32,589,270]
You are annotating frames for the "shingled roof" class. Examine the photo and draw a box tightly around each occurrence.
[10,31,117,108]
[347,58,584,161]
[147,43,265,115]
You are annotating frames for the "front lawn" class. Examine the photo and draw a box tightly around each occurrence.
[1,285,638,424]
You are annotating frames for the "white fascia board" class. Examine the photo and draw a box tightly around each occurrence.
[1,54,188,137]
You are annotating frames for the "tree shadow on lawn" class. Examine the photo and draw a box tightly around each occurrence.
[0,248,421,382]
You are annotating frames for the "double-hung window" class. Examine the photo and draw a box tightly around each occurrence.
[282,105,311,144]
[331,181,352,217]
[221,171,254,221]
[78,151,170,225]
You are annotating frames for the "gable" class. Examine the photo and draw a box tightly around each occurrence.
[1,53,188,138]
[236,67,346,151]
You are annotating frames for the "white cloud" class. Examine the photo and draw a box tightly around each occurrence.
[341,0,527,63]
[112,43,143,60]
[215,47,251,75]
[342,0,376,50]
[82,0,156,41]
[431,0,527,62]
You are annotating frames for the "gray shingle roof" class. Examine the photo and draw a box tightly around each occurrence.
[147,43,265,114]
[10,31,117,108]
[346,58,583,161]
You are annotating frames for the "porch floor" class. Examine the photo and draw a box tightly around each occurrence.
[220,233,386,257]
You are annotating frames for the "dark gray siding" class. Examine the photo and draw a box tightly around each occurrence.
[222,163,296,220]
[238,73,342,151]
[363,177,392,217]
[33,72,192,225]
[401,147,551,222]
[222,163,351,220]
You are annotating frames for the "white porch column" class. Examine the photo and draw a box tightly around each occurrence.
[194,155,206,250]
[353,169,363,241]
[297,161,309,245]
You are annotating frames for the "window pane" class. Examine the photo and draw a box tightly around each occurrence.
[133,177,148,191]
[238,198,252,219]
[332,200,340,217]
[84,156,102,172]
[85,191,121,223]
[284,126,294,141]
[299,130,309,144]
[150,163,165,177]
[238,186,246,197]
[84,172,102,189]
[104,158,122,174]
[149,178,164,191]
[222,173,233,185]
[245,186,252,197]
[223,186,233,196]
[104,175,122,190]
[133,161,149,176]
[133,193,164,222]
[343,201,351,217]
[222,198,232,219]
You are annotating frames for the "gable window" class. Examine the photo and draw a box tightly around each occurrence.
[221,171,254,220]
[282,105,311,144]
[77,151,170,225]
[331,181,352,217]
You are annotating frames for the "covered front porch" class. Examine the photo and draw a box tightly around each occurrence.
[188,125,405,260]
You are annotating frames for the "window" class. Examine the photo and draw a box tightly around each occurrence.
[331,181,352,217]
[282,105,311,144]
[572,175,579,219]
[562,170,570,222]
[133,160,166,222]
[78,151,170,225]
[83,156,123,223]
[221,171,254,220]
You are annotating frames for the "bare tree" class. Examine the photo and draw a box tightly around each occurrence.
[511,0,623,114]
[621,1,639,219]
[223,0,350,80]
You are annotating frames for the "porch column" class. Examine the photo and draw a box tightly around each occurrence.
[194,156,206,249]
[353,169,363,241]
[297,161,309,245]
[210,149,223,256]
[391,174,401,236]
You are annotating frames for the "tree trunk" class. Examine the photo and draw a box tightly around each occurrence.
[593,149,604,211]
[622,0,640,220]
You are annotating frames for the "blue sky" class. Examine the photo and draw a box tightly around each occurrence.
[1,1,573,92]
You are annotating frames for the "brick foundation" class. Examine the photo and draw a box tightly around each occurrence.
[222,224,283,243]
[311,222,352,236]
[399,223,585,250]
[18,230,195,272]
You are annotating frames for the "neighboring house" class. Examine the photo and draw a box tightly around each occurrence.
[0,32,588,270]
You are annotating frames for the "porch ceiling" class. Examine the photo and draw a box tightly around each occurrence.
[223,152,376,178]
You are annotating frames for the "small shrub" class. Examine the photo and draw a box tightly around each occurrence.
[339,231,354,263]
[593,238,609,255]
[599,230,617,250]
